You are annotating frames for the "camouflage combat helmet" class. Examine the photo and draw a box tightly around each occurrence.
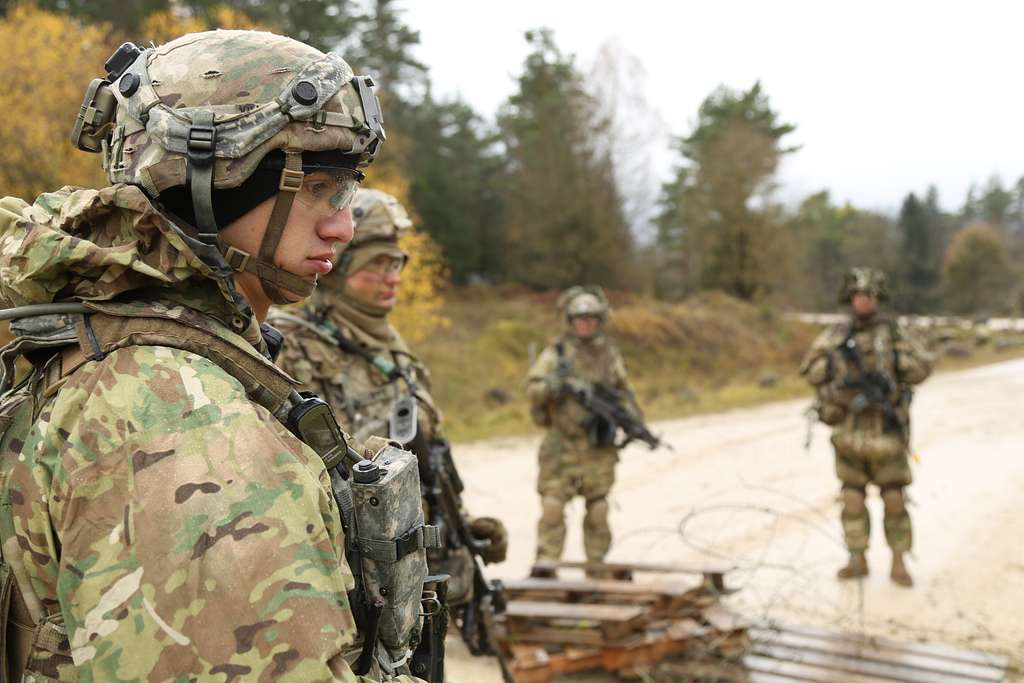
[325,188,411,286]
[70,30,385,304]
[839,267,889,304]
[558,285,611,321]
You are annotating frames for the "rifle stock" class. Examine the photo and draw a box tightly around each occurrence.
[423,438,513,680]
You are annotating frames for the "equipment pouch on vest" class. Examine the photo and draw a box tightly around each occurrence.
[341,446,440,671]
[388,396,418,446]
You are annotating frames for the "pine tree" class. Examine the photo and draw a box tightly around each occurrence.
[657,82,796,301]
[496,29,634,289]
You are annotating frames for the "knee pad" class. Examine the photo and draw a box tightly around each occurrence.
[880,486,907,515]
[841,486,867,514]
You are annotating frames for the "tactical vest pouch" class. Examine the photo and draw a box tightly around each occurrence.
[348,446,439,662]
[22,614,70,683]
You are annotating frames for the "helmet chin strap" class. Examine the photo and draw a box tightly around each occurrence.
[220,149,317,305]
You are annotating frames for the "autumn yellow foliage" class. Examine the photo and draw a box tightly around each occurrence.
[0,4,110,201]
[364,126,449,344]
[140,6,268,45]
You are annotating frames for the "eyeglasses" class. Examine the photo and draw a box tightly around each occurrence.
[294,167,363,216]
[360,254,406,276]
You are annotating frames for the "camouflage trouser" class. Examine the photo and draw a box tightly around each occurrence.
[832,426,913,553]
[535,432,617,563]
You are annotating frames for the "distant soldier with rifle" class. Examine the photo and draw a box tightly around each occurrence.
[271,189,509,671]
[801,268,933,587]
[526,286,660,577]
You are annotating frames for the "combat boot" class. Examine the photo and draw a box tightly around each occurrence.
[890,552,913,587]
[836,552,868,580]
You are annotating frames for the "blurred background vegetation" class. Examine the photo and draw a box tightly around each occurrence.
[2,0,1023,437]
[3,0,1022,320]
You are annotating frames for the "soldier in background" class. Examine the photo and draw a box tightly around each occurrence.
[801,268,933,587]
[272,189,507,649]
[525,286,642,576]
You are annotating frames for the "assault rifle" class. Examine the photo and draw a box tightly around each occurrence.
[422,438,513,682]
[566,381,668,450]
[837,335,905,436]
[554,345,668,451]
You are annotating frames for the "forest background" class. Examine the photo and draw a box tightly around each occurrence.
[2,0,1022,437]
[2,0,1022,323]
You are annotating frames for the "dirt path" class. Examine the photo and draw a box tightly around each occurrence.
[445,358,1024,682]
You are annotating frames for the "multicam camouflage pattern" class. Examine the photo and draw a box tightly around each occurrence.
[270,311,482,605]
[557,285,610,321]
[0,184,418,680]
[838,266,889,304]
[104,30,382,195]
[347,446,431,658]
[274,309,439,445]
[801,314,933,554]
[526,331,639,562]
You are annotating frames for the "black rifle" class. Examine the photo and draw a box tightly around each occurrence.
[410,577,448,683]
[555,344,667,451]
[836,333,905,436]
[323,316,510,677]
[423,438,513,682]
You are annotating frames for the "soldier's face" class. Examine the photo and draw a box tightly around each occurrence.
[571,315,601,338]
[345,254,404,311]
[852,292,878,317]
[220,177,355,318]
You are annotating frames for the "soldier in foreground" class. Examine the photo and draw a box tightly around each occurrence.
[525,287,645,575]
[271,189,508,655]
[801,268,933,587]
[0,31,430,681]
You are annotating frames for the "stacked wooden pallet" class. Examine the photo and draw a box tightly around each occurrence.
[492,561,1012,683]
[494,561,749,682]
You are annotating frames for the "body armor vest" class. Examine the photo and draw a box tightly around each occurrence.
[0,302,437,681]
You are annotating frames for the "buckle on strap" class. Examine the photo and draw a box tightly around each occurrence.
[222,245,251,272]
[279,167,304,192]
[358,524,440,563]
[186,123,216,167]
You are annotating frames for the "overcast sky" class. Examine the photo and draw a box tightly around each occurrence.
[404,0,1021,215]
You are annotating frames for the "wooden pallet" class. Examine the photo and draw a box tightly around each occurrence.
[502,576,715,620]
[743,623,1010,683]
[496,562,1011,683]
[496,564,749,682]
[531,559,735,593]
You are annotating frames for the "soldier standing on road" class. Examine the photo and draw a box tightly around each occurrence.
[271,189,508,648]
[801,268,933,587]
[0,30,428,681]
[525,286,642,575]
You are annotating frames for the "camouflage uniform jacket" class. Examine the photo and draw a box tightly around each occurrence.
[271,309,440,446]
[271,310,486,603]
[0,186,414,682]
[800,314,933,457]
[527,333,640,452]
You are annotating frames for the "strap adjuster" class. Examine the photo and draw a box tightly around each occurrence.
[186,124,216,166]
[279,168,304,192]
[223,245,251,271]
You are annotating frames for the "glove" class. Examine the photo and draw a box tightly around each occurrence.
[469,516,508,564]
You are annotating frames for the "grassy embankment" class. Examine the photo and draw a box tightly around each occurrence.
[417,287,1024,443]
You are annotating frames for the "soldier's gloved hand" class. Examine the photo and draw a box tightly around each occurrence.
[469,516,508,564]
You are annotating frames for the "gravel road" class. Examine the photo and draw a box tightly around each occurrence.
[445,359,1024,681]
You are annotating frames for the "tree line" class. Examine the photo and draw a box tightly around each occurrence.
[3,0,1021,315]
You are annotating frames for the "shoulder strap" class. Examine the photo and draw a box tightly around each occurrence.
[67,309,299,419]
